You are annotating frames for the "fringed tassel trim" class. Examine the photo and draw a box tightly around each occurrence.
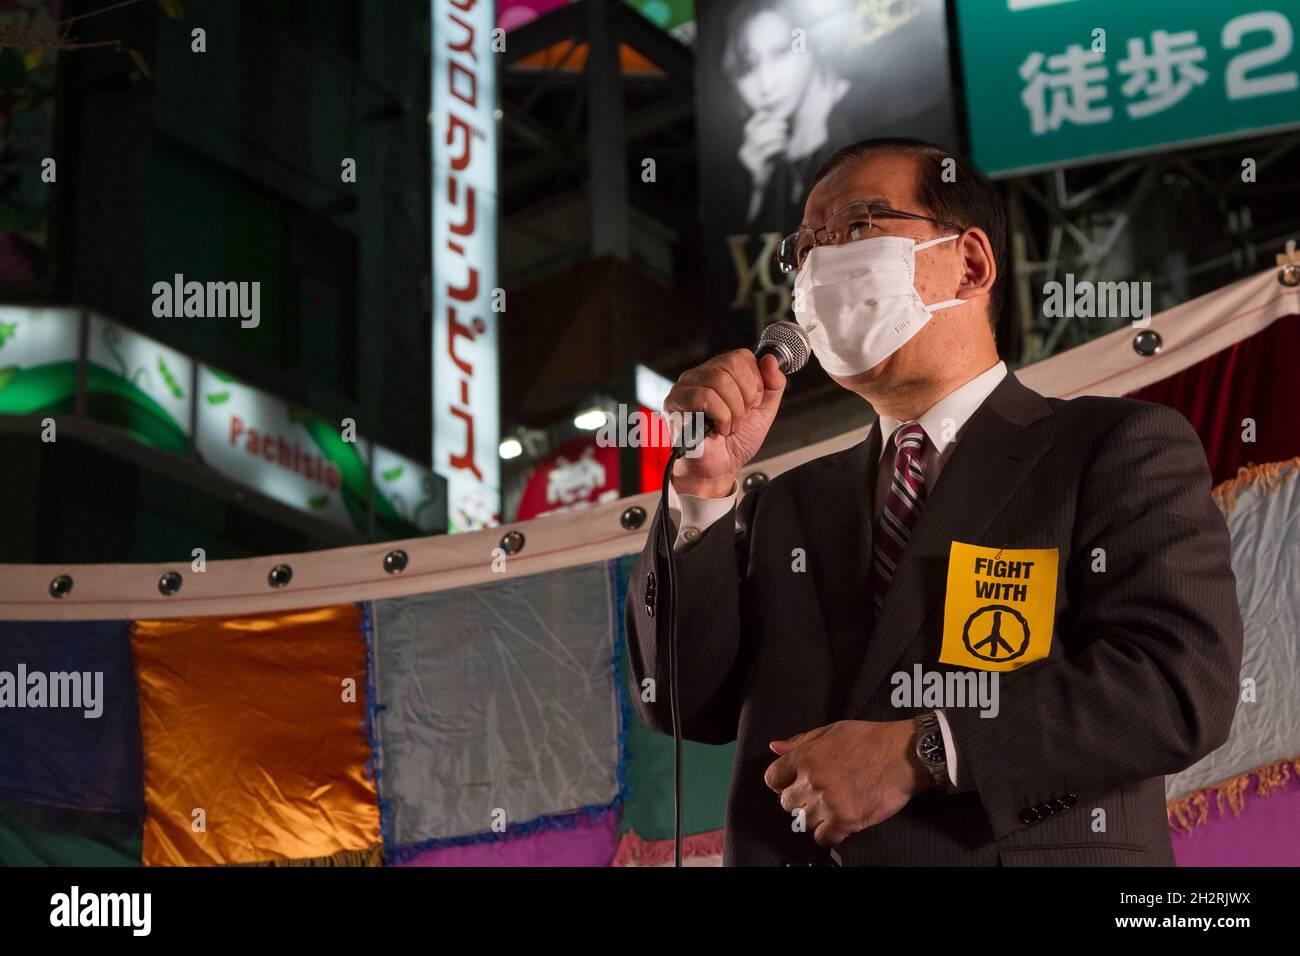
[611,828,724,867]
[1167,755,1300,833]
[232,843,385,867]
[1211,456,1300,516]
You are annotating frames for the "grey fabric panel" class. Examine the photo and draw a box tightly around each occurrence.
[1166,470,1300,801]
[375,562,620,846]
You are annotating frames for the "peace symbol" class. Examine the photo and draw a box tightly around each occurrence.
[961,604,1031,662]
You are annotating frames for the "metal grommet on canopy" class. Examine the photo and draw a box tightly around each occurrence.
[49,575,73,599]
[1278,239,1300,287]
[267,564,293,588]
[1132,329,1162,357]
[383,550,408,574]
[499,530,525,555]
[620,506,647,530]
[158,571,183,596]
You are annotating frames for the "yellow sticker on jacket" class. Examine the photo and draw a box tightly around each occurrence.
[939,542,1058,672]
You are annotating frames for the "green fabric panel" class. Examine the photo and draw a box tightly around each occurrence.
[617,555,735,840]
[0,796,141,866]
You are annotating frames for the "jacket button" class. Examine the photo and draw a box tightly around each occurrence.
[1019,808,1041,825]
[645,571,656,618]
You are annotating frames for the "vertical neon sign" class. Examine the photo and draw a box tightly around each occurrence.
[431,0,500,530]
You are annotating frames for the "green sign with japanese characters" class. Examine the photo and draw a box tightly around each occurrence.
[956,0,1300,176]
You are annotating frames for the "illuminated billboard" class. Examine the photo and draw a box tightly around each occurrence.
[431,0,501,531]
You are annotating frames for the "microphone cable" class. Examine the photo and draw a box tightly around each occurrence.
[649,321,809,869]
[659,443,686,868]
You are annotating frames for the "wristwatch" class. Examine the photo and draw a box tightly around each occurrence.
[913,710,954,794]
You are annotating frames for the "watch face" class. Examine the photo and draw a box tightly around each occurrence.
[917,730,945,765]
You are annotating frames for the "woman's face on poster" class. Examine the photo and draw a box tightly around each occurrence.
[731,10,813,120]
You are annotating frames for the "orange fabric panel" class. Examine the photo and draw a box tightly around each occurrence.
[133,605,379,866]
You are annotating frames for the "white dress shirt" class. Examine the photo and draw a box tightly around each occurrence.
[664,360,1009,792]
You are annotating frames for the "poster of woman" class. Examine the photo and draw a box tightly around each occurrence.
[696,0,960,350]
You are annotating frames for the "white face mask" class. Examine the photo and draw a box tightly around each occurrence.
[792,234,963,377]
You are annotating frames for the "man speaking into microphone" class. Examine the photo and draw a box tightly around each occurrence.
[623,137,1244,866]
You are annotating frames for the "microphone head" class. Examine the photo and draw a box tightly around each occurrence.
[757,320,812,375]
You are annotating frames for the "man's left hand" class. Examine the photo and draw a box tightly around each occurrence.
[765,719,933,848]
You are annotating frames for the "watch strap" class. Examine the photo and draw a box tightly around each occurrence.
[914,710,954,794]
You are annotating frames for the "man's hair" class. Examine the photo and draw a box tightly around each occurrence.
[811,137,1008,333]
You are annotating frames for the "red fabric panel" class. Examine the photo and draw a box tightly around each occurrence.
[1125,315,1300,485]
[638,404,673,493]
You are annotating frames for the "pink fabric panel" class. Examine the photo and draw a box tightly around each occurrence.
[1173,776,1300,867]
[393,809,620,867]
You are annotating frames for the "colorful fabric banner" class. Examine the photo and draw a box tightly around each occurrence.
[374,562,621,851]
[392,807,620,867]
[0,619,142,814]
[132,605,379,866]
[1166,461,1300,803]
[614,555,735,841]
[0,281,1293,870]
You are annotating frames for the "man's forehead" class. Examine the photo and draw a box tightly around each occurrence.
[802,153,917,226]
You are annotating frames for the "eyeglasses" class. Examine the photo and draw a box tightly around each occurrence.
[777,200,965,274]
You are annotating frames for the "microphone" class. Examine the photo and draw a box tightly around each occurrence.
[672,320,811,456]
[754,318,814,375]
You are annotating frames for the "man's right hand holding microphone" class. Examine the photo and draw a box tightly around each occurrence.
[663,348,788,499]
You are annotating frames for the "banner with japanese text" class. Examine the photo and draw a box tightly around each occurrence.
[431,0,501,532]
[956,0,1300,176]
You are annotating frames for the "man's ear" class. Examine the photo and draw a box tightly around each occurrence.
[955,227,996,302]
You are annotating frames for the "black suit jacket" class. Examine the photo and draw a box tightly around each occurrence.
[624,372,1244,865]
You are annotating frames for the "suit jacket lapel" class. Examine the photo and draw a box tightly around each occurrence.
[842,372,1055,721]
[793,422,881,709]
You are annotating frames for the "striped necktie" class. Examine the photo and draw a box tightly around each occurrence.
[871,423,929,610]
